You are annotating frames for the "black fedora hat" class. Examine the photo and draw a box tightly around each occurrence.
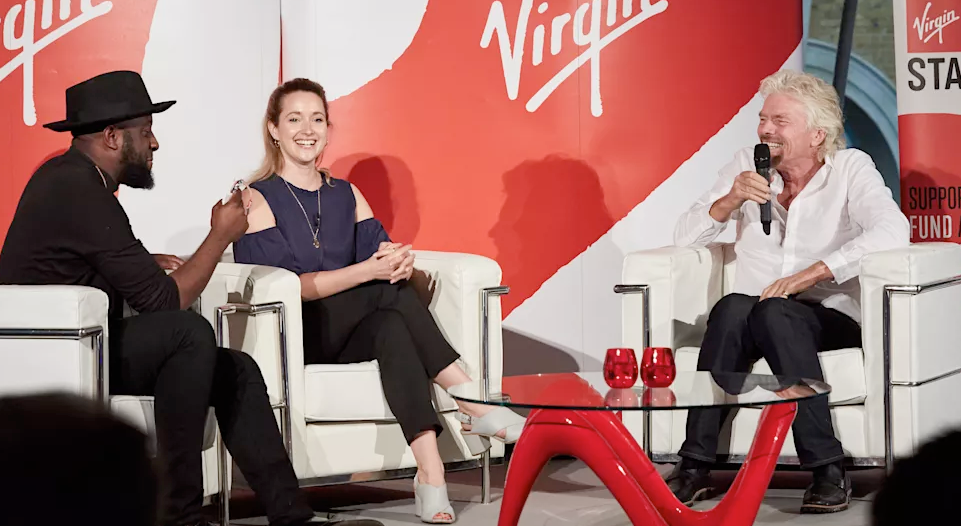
[43,70,175,132]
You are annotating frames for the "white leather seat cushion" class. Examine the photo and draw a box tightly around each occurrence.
[304,361,457,421]
[110,395,218,456]
[675,346,867,405]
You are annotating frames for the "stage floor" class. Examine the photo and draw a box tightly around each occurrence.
[225,458,882,525]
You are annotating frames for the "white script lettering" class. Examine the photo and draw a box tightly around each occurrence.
[913,1,959,45]
[481,0,669,117]
[0,0,114,126]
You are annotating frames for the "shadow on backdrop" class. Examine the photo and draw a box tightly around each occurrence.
[331,154,421,244]
[489,154,614,316]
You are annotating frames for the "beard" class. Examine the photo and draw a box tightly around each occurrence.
[117,132,154,189]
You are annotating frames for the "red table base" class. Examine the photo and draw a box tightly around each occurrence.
[498,403,797,526]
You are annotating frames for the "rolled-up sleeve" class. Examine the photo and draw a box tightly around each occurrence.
[821,153,910,284]
[674,153,745,247]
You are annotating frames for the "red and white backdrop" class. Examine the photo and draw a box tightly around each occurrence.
[0,0,802,372]
[895,0,961,243]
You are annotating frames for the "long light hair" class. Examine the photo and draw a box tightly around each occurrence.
[250,78,334,185]
[759,70,845,161]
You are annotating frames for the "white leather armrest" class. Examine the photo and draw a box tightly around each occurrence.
[412,251,504,397]
[198,263,304,407]
[0,285,108,329]
[0,285,109,398]
[860,242,961,457]
[620,244,726,351]
[861,242,961,385]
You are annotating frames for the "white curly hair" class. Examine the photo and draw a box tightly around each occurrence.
[759,70,845,161]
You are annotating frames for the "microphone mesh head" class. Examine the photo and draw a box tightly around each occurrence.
[754,143,771,169]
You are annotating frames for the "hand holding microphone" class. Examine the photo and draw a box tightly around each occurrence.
[754,143,772,235]
[708,146,772,224]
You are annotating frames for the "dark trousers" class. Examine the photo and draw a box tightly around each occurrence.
[302,281,460,444]
[678,293,862,469]
[111,310,313,526]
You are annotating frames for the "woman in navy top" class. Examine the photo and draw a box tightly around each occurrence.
[233,79,524,524]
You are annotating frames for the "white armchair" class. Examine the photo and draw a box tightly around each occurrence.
[0,285,228,512]
[199,250,507,506]
[617,242,961,469]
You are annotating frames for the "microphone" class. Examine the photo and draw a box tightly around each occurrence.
[754,143,772,236]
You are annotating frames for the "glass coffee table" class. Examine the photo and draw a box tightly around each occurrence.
[448,371,830,526]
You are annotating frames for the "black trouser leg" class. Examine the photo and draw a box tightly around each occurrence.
[303,282,459,376]
[678,293,761,463]
[112,310,312,526]
[302,281,460,444]
[211,349,314,526]
[111,311,220,526]
[748,298,860,468]
[337,309,445,444]
[387,282,460,377]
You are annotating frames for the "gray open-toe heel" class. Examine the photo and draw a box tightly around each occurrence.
[456,406,526,455]
[414,477,456,524]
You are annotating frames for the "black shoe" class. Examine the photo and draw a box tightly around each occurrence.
[665,458,715,506]
[800,462,852,514]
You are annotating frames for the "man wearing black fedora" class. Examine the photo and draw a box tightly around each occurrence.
[0,71,381,526]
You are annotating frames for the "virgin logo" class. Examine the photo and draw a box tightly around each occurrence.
[481,0,668,117]
[0,0,113,126]
[913,1,959,44]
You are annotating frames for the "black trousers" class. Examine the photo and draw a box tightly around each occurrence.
[302,281,461,444]
[678,293,862,469]
[111,310,313,526]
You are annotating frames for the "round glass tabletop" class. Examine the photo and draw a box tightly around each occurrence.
[447,372,830,411]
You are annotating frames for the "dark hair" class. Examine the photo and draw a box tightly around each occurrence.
[0,393,157,526]
[252,77,333,184]
[872,428,961,525]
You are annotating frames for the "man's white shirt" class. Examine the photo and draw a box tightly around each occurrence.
[674,147,910,324]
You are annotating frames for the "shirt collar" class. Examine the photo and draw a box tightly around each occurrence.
[67,146,120,193]
[770,153,834,196]
[806,152,834,191]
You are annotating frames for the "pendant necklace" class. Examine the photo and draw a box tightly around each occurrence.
[283,178,322,249]
[94,166,108,188]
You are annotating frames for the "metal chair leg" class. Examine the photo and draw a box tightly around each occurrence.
[218,433,230,525]
[480,286,509,504]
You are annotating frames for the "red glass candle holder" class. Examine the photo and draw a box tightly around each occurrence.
[603,348,638,388]
[641,347,676,388]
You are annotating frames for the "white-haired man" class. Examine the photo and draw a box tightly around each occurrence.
[667,70,909,513]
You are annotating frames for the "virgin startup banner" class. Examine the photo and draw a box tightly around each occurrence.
[895,0,961,242]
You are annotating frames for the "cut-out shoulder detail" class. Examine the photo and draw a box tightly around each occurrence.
[352,182,375,223]
[241,174,364,273]
[246,187,277,234]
